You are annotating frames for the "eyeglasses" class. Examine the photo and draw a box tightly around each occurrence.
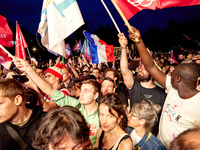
[129,111,140,119]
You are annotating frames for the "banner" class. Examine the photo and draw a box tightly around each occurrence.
[38,0,84,57]
[114,0,200,20]
[15,21,28,60]
[0,15,13,47]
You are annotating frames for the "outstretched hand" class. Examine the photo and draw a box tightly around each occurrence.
[118,33,128,48]
[13,57,32,73]
[128,26,141,43]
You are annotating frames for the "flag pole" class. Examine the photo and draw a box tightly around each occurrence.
[100,0,121,33]
[110,0,139,42]
[26,47,32,61]
[0,44,14,59]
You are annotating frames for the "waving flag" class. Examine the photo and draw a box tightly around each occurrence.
[81,39,91,60]
[15,21,28,60]
[38,0,84,57]
[83,30,115,64]
[114,0,200,20]
[0,15,13,47]
[170,50,177,64]
[65,43,73,58]
[73,40,82,52]
[0,47,12,70]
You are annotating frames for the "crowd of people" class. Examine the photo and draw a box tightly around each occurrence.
[0,26,200,150]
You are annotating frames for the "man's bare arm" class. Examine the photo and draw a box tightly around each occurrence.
[119,33,134,89]
[128,27,166,88]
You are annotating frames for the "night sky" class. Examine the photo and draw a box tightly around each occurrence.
[1,0,200,35]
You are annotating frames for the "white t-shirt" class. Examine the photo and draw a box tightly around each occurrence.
[158,75,200,149]
[130,129,142,147]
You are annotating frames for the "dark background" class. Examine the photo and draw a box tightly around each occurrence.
[1,0,200,60]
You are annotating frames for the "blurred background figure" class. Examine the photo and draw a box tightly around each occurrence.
[33,106,92,150]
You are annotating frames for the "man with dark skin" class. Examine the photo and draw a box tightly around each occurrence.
[126,26,200,149]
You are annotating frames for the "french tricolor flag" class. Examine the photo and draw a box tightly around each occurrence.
[83,30,115,64]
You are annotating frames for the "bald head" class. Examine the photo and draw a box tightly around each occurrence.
[175,63,199,82]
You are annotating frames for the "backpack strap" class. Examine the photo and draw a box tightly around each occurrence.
[5,124,30,150]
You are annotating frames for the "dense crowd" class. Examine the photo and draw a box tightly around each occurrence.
[0,26,200,150]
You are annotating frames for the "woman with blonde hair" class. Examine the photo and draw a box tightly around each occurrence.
[127,100,165,150]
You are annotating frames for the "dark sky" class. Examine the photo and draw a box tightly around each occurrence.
[1,0,200,38]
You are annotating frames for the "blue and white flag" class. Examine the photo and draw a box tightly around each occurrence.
[38,0,84,57]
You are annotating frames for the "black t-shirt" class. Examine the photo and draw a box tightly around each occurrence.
[129,79,166,109]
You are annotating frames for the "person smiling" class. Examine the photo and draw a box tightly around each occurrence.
[94,93,132,150]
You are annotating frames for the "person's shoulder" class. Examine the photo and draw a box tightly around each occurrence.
[148,134,166,149]
[118,135,133,150]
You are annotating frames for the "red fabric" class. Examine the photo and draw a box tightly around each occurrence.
[44,67,63,82]
[0,47,12,70]
[15,21,28,59]
[114,0,200,20]
[105,45,115,62]
[0,15,13,47]
[170,50,177,64]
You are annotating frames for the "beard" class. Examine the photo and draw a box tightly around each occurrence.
[136,73,151,82]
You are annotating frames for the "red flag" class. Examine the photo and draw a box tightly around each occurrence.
[15,21,28,59]
[170,50,177,64]
[0,47,12,70]
[0,15,13,47]
[114,0,200,20]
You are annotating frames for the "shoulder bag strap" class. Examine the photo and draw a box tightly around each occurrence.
[5,124,29,150]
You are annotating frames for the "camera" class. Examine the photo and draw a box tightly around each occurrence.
[12,75,29,83]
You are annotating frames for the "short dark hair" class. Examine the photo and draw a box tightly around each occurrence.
[93,68,100,73]
[98,93,127,130]
[33,106,90,150]
[0,79,26,102]
[103,68,118,78]
[102,77,115,88]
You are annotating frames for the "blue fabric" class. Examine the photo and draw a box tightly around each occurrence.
[83,30,95,45]
[126,127,166,150]
[90,45,99,63]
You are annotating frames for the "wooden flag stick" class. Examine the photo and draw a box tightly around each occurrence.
[111,0,139,42]
[0,44,14,59]
[101,0,121,33]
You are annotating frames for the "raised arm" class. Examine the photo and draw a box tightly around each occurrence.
[14,57,55,96]
[128,26,166,88]
[119,33,134,89]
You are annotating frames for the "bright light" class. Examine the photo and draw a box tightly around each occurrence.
[33,47,36,51]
